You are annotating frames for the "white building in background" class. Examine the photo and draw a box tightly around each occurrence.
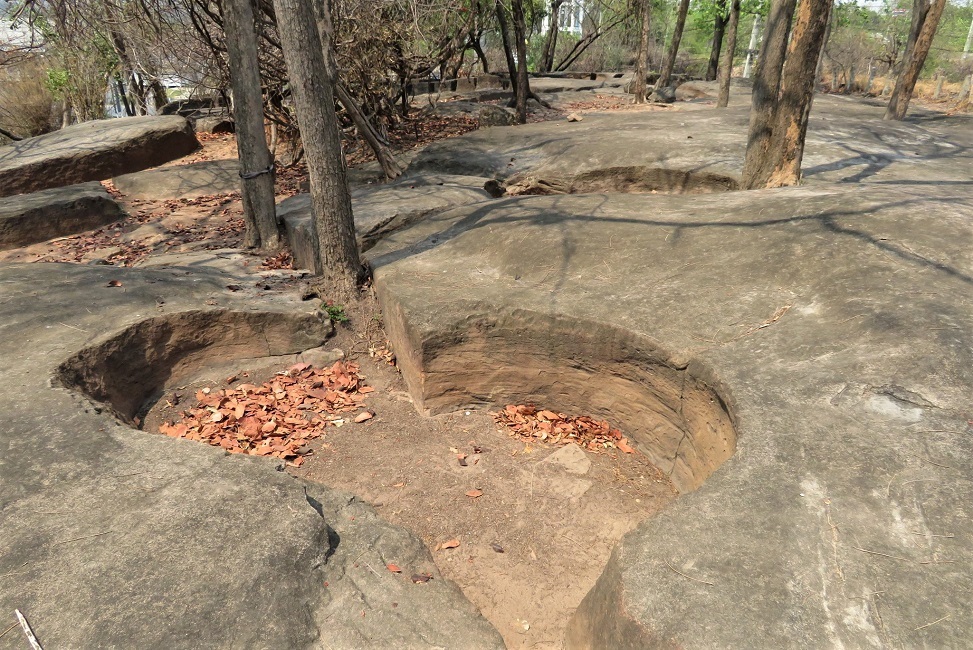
[540,0,587,36]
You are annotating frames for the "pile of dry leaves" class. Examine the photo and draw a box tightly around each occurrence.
[159,361,374,465]
[493,404,635,453]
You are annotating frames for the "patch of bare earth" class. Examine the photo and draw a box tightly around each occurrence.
[140,297,677,649]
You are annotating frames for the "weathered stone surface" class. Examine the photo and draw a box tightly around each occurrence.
[0,262,504,648]
[194,115,235,134]
[278,172,492,270]
[674,79,718,101]
[429,101,518,126]
[366,95,973,647]
[0,116,200,198]
[410,94,973,187]
[0,182,125,250]
[474,73,505,89]
[369,184,973,648]
[113,159,240,200]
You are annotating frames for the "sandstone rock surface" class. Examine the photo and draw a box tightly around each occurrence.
[0,116,199,197]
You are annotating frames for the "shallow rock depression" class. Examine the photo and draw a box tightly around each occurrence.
[56,309,329,423]
[380,306,738,494]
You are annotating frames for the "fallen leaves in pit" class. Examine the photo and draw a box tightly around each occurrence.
[158,361,372,465]
[493,404,636,453]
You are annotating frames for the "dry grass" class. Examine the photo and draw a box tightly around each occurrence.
[0,61,57,139]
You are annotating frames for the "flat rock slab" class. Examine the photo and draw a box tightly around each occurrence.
[278,172,492,270]
[0,116,199,198]
[0,182,125,250]
[410,94,973,186]
[368,182,973,645]
[113,158,240,200]
[0,262,503,648]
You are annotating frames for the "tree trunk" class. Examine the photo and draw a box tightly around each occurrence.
[741,0,797,187]
[470,33,490,74]
[273,0,362,297]
[540,0,565,73]
[657,0,690,89]
[510,0,531,123]
[495,0,518,97]
[742,14,761,78]
[223,0,281,250]
[115,75,135,116]
[336,83,402,179]
[706,6,728,82]
[761,0,834,188]
[716,0,740,108]
[632,0,652,103]
[309,0,402,179]
[814,7,833,84]
[148,75,170,112]
[884,0,946,120]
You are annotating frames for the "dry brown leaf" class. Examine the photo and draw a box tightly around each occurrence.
[354,411,374,423]
[465,489,483,499]
[386,563,402,573]
[440,538,460,550]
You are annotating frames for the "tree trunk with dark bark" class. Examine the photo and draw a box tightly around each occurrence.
[632,0,651,103]
[495,0,518,95]
[223,0,281,250]
[273,0,363,297]
[884,0,946,120]
[540,0,565,73]
[706,6,728,81]
[716,0,740,108]
[741,0,797,186]
[760,0,834,187]
[656,0,690,89]
[510,0,531,123]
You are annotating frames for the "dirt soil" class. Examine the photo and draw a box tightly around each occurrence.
[140,297,677,649]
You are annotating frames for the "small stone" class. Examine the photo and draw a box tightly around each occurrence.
[566,112,583,122]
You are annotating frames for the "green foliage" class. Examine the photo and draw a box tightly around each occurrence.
[321,302,350,324]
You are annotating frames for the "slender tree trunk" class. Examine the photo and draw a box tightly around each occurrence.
[273,0,362,295]
[742,14,761,78]
[741,0,798,188]
[336,83,402,178]
[115,75,135,116]
[223,0,281,250]
[761,0,834,188]
[657,0,690,89]
[814,7,833,84]
[510,0,531,123]
[495,0,518,95]
[470,32,490,73]
[540,0,565,73]
[632,0,651,103]
[309,0,402,179]
[147,72,170,112]
[716,0,740,108]
[884,0,947,120]
[706,6,728,82]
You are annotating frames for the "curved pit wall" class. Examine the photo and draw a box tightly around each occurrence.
[381,303,737,494]
[56,309,329,423]
[503,166,740,198]
[570,166,739,195]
